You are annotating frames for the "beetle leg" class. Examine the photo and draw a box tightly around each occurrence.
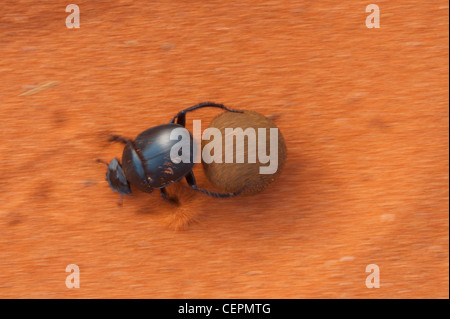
[185,171,242,198]
[160,187,179,205]
[109,134,131,145]
[169,102,243,127]
[96,158,109,166]
[175,113,186,127]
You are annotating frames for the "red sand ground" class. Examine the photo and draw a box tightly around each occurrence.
[0,1,448,298]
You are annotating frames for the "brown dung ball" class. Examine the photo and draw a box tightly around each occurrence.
[201,110,287,196]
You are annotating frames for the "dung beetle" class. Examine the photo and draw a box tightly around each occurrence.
[99,102,244,204]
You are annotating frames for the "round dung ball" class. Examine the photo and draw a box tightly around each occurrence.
[201,110,287,195]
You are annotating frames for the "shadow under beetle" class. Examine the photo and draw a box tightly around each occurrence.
[100,102,243,204]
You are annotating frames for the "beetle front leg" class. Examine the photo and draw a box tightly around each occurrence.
[185,171,242,198]
[108,134,131,145]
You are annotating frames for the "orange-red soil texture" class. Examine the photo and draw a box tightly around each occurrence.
[0,1,448,298]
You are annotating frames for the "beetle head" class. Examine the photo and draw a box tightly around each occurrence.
[105,158,132,195]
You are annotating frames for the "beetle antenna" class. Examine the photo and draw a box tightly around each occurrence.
[118,194,124,207]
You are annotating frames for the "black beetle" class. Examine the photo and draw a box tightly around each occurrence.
[99,102,243,204]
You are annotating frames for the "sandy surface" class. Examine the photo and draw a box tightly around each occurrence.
[0,1,448,298]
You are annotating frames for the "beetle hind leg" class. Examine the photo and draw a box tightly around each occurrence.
[169,102,243,127]
[185,171,242,198]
